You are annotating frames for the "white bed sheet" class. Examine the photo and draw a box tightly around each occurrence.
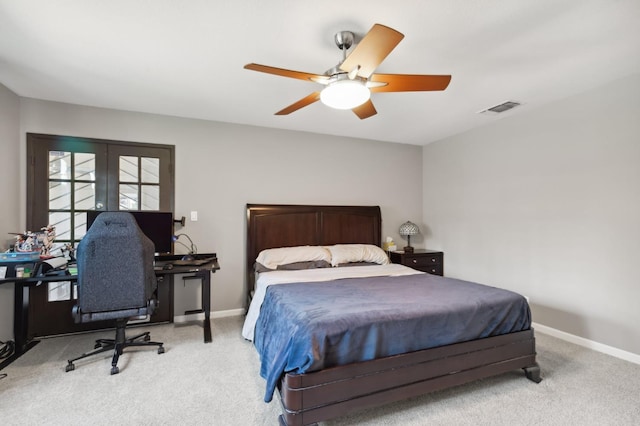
[242,263,423,341]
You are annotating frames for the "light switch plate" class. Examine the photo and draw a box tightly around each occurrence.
[190,211,198,221]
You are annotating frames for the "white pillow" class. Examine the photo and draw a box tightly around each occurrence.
[326,244,390,267]
[256,245,331,270]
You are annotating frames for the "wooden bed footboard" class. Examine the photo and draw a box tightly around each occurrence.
[277,328,541,426]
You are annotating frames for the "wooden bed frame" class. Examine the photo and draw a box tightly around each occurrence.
[246,204,541,426]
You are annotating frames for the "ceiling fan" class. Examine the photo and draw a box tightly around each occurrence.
[244,23,451,119]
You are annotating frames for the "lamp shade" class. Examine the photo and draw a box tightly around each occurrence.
[399,221,420,236]
[399,221,419,253]
[320,78,370,110]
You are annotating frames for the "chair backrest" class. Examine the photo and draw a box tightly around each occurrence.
[76,212,156,313]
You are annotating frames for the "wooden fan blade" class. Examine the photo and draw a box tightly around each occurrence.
[244,63,329,84]
[352,99,377,119]
[275,92,321,115]
[369,74,451,92]
[340,24,404,78]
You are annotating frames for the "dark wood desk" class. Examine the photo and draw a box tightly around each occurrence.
[0,254,219,370]
[154,254,220,344]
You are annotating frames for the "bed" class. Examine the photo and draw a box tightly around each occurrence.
[245,204,541,426]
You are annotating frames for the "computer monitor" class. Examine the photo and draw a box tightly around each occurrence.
[86,211,174,255]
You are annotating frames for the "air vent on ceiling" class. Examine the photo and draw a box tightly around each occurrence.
[478,101,521,115]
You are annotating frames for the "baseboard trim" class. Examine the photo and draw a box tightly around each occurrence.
[173,308,244,324]
[532,322,640,365]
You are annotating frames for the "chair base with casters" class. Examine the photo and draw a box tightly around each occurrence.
[65,317,164,375]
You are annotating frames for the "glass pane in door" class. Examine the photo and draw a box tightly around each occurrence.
[48,281,72,302]
[141,157,159,183]
[75,212,88,240]
[141,185,160,210]
[49,182,71,210]
[74,182,95,210]
[119,184,139,210]
[119,156,138,182]
[49,151,71,179]
[74,153,95,180]
[49,211,71,241]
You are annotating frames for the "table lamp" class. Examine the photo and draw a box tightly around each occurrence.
[399,221,420,253]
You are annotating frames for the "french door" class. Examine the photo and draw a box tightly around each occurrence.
[26,133,175,337]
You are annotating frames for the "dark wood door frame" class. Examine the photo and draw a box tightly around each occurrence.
[26,133,175,338]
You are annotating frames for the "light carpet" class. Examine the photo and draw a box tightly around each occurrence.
[0,316,638,425]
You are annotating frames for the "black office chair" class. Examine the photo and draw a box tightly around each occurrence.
[65,212,164,375]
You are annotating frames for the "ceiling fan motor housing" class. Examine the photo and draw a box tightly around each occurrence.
[334,31,355,51]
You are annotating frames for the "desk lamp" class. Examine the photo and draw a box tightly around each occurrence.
[399,221,420,253]
[173,233,198,260]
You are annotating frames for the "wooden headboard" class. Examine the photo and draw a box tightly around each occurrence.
[246,204,382,304]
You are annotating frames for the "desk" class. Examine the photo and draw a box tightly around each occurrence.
[154,254,220,344]
[0,254,219,370]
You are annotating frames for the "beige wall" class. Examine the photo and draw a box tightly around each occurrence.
[422,73,640,356]
[0,83,20,340]
[18,99,423,315]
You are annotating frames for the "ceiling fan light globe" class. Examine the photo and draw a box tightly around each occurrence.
[320,80,370,110]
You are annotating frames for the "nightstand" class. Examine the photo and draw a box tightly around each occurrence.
[390,249,443,276]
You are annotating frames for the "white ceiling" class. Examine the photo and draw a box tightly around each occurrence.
[1,0,639,146]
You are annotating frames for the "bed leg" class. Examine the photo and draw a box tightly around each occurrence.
[524,363,542,383]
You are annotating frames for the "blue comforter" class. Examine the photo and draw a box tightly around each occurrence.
[254,273,531,402]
